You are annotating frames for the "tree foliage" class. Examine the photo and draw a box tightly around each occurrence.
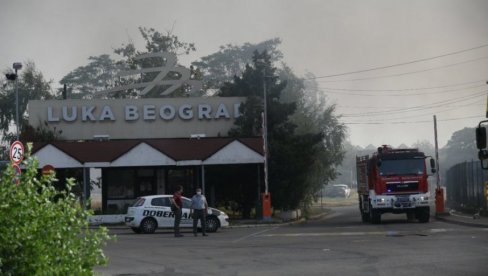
[58,54,121,99]
[193,38,283,91]
[439,127,477,173]
[219,50,344,210]
[0,145,110,274]
[60,27,198,99]
[0,62,53,142]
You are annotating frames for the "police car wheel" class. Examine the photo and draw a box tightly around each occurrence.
[131,227,142,234]
[206,216,219,233]
[141,217,157,234]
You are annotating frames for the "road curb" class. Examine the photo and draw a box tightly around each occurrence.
[435,215,488,228]
[96,210,330,230]
[228,218,307,229]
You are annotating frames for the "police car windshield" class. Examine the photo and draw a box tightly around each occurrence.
[379,159,424,176]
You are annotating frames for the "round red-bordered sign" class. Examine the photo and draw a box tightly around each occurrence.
[42,164,55,175]
[10,141,24,164]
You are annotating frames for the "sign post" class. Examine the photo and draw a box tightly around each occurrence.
[12,163,21,185]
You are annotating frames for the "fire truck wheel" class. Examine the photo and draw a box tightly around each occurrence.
[361,211,370,222]
[416,207,430,223]
[369,205,381,224]
[406,211,415,222]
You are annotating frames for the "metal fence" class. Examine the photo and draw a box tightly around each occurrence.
[445,161,487,211]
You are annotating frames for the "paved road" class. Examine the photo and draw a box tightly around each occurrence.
[95,205,488,276]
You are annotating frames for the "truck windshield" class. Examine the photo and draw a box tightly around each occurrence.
[379,159,424,176]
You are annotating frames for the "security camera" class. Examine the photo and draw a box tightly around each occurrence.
[13,62,22,70]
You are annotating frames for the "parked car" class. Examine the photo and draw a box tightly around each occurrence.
[325,184,351,198]
[125,195,229,234]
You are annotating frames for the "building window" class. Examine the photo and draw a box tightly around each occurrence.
[167,168,194,191]
[106,169,135,199]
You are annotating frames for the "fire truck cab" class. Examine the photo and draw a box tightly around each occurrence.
[356,145,436,224]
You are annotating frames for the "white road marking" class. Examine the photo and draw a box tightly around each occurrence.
[256,228,488,238]
[260,231,386,237]
[232,227,279,243]
[430,228,448,233]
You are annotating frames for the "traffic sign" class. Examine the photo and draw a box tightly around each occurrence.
[9,141,24,164]
[42,164,55,175]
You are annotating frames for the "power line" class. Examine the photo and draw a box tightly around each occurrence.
[317,79,486,92]
[312,55,488,83]
[341,100,482,121]
[343,115,482,125]
[338,100,483,110]
[306,43,488,80]
[341,90,486,117]
[321,84,485,97]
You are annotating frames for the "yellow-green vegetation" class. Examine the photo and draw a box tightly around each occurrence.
[314,192,359,207]
[0,144,111,275]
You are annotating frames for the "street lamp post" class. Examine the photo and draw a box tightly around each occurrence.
[13,62,22,141]
[6,63,22,141]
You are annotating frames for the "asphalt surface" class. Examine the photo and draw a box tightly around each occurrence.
[95,204,488,276]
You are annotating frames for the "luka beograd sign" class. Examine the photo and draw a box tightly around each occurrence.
[28,51,244,140]
[28,97,244,140]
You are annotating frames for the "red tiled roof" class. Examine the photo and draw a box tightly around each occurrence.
[32,137,263,163]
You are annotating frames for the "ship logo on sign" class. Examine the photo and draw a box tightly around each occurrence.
[97,52,202,97]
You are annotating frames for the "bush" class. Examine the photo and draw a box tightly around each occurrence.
[0,144,111,275]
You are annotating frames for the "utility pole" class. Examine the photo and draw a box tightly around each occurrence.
[433,115,445,214]
[433,115,440,188]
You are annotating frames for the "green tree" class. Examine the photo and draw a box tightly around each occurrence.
[58,54,122,99]
[60,27,198,99]
[0,145,110,274]
[193,38,283,91]
[220,50,331,210]
[439,127,477,173]
[0,62,54,143]
[412,140,435,158]
[280,70,346,202]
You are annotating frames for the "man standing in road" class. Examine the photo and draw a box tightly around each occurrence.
[190,188,208,237]
[171,185,184,237]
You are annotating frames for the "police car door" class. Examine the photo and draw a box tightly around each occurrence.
[181,197,193,226]
[149,197,173,228]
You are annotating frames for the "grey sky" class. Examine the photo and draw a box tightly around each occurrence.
[1,0,487,148]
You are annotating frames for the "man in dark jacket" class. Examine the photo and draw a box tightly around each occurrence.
[171,185,184,237]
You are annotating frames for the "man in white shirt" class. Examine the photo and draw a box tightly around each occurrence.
[190,188,208,237]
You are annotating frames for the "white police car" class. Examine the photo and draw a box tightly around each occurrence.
[125,195,230,234]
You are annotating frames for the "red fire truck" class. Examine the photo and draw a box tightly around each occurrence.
[356,145,436,224]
